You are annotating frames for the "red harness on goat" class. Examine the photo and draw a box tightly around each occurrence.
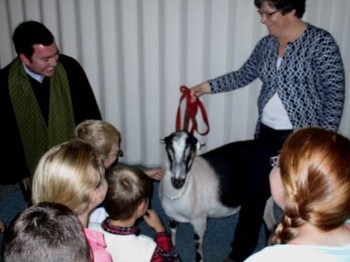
[175,85,210,136]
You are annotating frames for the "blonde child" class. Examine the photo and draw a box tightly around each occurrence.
[31,139,111,262]
[74,119,163,179]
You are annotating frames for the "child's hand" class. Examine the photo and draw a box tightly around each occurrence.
[145,168,164,181]
[143,209,165,233]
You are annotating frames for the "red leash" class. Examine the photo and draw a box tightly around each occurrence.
[175,85,210,136]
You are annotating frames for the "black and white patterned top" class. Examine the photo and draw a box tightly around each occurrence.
[209,23,345,137]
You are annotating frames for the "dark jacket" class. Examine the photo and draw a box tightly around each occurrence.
[0,54,102,184]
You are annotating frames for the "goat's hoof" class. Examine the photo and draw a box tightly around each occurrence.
[195,252,202,262]
[169,220,178,229]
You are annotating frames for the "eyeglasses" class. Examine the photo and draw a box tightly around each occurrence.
[270,155,279,168]
[257,10,279,19]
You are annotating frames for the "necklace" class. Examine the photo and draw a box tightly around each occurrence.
[160,174,191,201]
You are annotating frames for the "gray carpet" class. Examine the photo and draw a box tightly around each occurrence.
[138,181,267,262]
[0,176,267,262]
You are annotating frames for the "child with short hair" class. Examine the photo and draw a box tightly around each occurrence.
[89,166,180,262]
[74,119,163,179]
[2,202,91,262]
[31,139,111,262]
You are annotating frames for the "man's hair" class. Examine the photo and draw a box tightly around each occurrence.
[254,0,306,18]
[2,202,91,262]
[104,166,152,220]
[12,20,54,59]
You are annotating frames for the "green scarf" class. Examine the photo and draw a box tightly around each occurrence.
[9,57,75,177]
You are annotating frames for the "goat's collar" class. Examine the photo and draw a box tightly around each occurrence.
[160,175,191,201]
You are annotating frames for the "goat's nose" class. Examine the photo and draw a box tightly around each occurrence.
[172,178,185,189]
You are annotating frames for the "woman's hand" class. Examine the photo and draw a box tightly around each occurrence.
[190,81,211,102]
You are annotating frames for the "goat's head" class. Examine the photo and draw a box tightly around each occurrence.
[161,130,204,189]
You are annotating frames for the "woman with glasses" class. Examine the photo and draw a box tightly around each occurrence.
[188,0,345,261]
[245,127,350,261]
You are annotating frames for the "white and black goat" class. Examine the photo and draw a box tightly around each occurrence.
[159,131,240,262]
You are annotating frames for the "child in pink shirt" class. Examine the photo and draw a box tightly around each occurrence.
[32,139,112,262]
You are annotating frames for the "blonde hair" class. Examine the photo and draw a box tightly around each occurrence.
[32,139,105,216]
[74,120,121,159]
[272,128,350,244]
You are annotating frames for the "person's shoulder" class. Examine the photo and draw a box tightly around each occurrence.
[254,34,277,50]
[89,207,108,225]
[137,233,156,243]
[255,32,277,45]
[246,245,323,261]
[134,234,157,251]
[244,245,287,261]
[258,34,274,42]
[59,54,82,67]
[0,59,15,75]
[58,53,87,75]
[306,23,335,40]
[0,60,15,88]
[245,244,348,262]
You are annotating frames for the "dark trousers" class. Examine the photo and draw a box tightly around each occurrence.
[0,183,29,262]
[227,124,291,262]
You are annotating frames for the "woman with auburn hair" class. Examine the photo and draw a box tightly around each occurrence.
[245,128,350,261]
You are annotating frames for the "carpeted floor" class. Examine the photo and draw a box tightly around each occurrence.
[138,181,267,262]
[0,172,267,262]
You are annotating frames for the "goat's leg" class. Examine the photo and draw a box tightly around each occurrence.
[192,218,207,262]
[169,219,178,246]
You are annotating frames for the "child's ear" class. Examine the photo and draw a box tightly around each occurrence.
[136,199,148,218]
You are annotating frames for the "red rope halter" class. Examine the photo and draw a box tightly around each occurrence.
[175,85,210,136]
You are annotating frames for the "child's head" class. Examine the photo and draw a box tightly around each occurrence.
[104,166,152,221]
[31,138,107,217]
[74,119,122,168]
[270,127,350,244]
[2,202,91,262]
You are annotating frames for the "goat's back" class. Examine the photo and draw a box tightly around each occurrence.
[200,140,257,207]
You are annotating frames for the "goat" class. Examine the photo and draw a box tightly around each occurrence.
[159,130,240,262]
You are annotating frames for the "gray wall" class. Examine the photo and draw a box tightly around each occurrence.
[1,0,349,166]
